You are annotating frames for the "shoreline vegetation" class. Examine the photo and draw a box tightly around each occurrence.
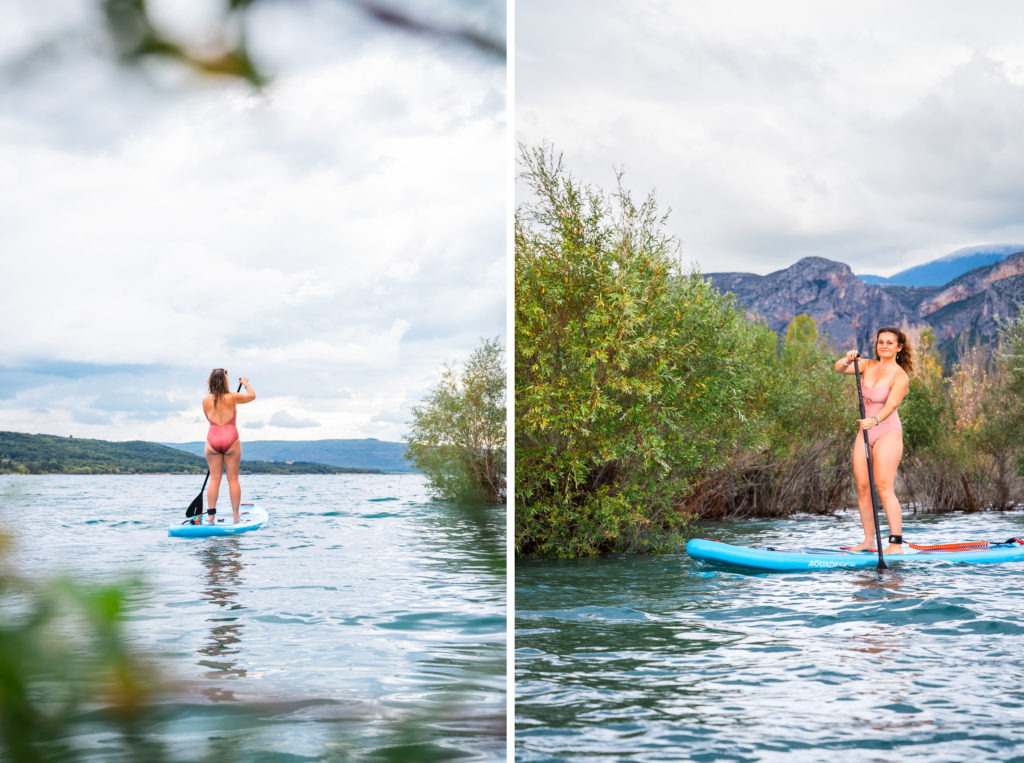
[0,431,385,475]
[405,338,507,503]
[515,145,1024,557]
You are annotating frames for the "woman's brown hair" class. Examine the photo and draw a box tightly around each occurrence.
[874,327,914,374]
[208,368,229,408]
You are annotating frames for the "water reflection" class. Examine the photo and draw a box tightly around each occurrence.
[851,567,909,596]
[195,538,246,701]
[415,499,505,579]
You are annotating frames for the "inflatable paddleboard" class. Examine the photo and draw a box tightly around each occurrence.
[687,537,1024,571]
[169,503,268,538]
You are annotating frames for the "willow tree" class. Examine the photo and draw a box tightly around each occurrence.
[974,308,1024,508]
[406,338,506,503]
[691,314,855,519]
[515,145,767,556]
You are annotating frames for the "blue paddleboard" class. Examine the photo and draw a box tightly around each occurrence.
[686,537,1024,571]
[169,503,268,538]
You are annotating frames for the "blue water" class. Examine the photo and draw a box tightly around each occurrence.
[516,513,1024,761]
[0,474,506,760]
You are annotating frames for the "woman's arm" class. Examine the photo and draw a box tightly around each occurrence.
[233,377,256,404]
[835,350,865,375]
[869,371,909,424]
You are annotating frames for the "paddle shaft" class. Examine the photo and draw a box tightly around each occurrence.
[853,357,887,570]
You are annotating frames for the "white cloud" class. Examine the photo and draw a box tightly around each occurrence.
[0,0,505,443]
[517,0,1024,276]
[269,410,318,429]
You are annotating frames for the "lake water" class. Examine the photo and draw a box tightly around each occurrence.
[516,512,1024,762]
[0,474,506,761]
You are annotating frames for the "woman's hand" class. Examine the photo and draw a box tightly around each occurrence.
[857,417,878,430]
[835,349,863,373]
[240,376,250,386]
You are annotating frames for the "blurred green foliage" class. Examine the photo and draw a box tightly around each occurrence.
[0,542,168,762]
[406,338,507,503]
[95,0,504,89]
[101,0,267,86]
[0,542,504,759]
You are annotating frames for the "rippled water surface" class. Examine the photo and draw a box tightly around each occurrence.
[0,474,505,760]
[516,513,1024,761]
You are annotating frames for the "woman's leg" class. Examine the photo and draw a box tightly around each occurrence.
[871,431,904,553]
[205,444,224,522]
[848,438,877,550]
[224,440,242,522]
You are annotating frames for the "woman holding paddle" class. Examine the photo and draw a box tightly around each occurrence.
[834,328,912,555]
[203,369,255,523]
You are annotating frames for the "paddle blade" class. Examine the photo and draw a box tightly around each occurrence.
[185,491,204,518]
[186,471,212,517]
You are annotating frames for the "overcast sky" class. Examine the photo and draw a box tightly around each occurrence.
[0,0,505,443]
[516,0,1024,277]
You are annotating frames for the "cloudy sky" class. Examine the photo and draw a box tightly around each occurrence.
[1,0,505,443]
[517,0,1024,277]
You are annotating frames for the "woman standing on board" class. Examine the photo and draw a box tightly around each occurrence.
[204,369,255,523]
[834,328,912,554]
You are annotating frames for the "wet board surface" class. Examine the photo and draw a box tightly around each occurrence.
[686,537,1024,571]
[169,503,268,538]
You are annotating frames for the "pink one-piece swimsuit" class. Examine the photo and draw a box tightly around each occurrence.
[860,381,901,447]
[206,409,238,454]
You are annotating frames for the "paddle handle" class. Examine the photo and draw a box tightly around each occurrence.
[853,356,887,570]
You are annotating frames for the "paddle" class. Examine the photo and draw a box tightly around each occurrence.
[852,355,887,571]
[184,380,243,520]
[185,471,210,519]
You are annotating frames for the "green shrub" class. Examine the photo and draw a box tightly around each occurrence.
[406,338,506,503]
[515,145,766,555]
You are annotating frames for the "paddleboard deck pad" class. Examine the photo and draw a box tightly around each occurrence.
[687,537,1024,571]
[169,503,267,538]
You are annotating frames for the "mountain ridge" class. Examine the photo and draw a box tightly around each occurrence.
[857,244,1024,286]
[162,438,414,473]
[708,253,1024,362]
[0,431,383,475]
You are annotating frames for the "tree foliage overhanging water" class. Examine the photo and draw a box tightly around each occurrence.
[514,144,1024,557]
[406,338,507,504]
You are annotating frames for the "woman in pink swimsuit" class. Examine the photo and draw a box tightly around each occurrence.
[203,369,256,523]
[834,328,912,554]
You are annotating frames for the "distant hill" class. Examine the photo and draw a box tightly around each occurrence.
[708,252,1024,365]
[0,431,380,475]
[858,244,1024,286]
[162,438,414,473]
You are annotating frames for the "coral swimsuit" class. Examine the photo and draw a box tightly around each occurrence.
[860,380,902,448]
[206,408,238,454]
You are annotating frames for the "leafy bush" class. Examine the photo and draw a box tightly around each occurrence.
[689,314,854,518]
[515,145,766,555]
[406,338,506,503]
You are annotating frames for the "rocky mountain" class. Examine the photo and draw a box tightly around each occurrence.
[709,257,921,351]
[709,252,1024,362]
